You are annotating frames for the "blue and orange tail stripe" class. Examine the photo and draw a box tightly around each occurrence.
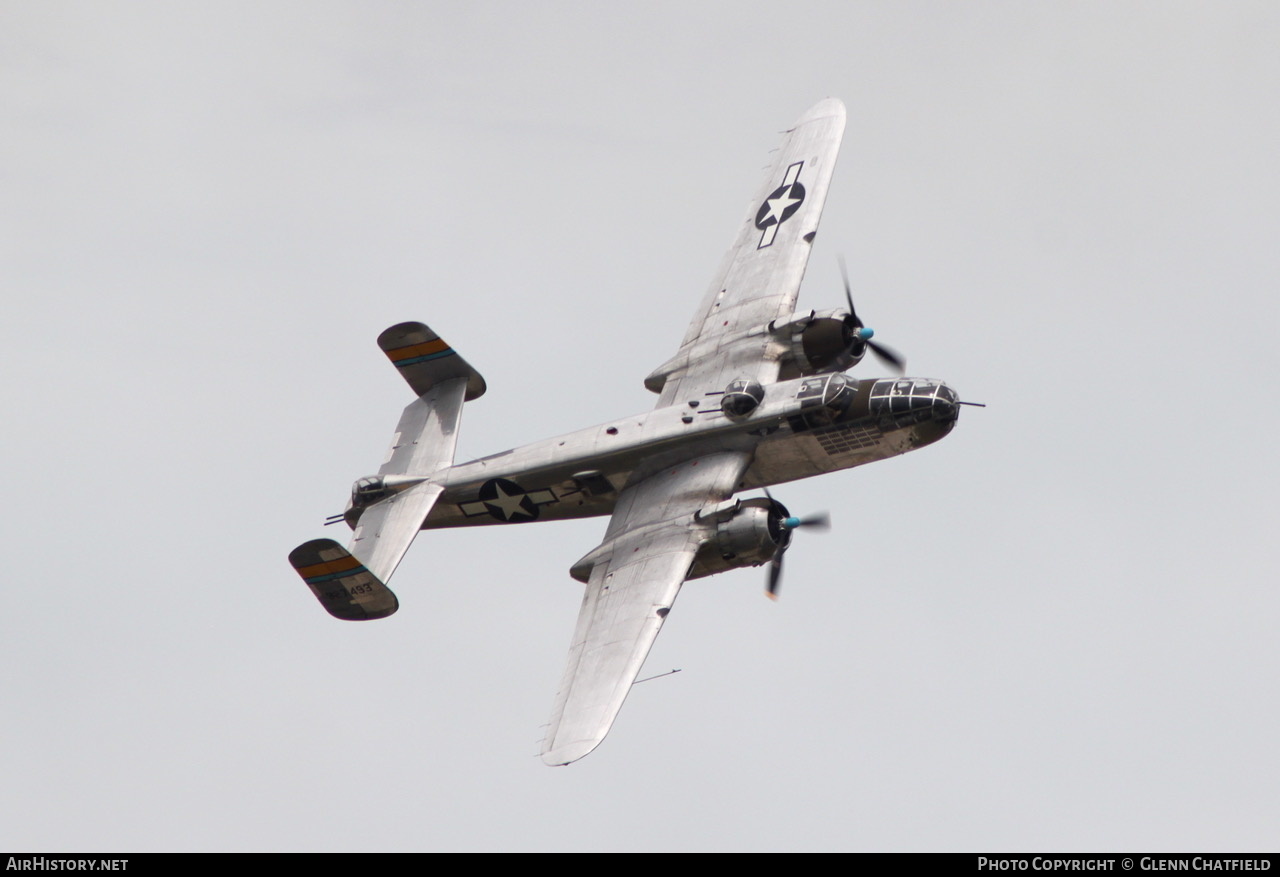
[288,538,399,621]
[294,553,368,584]
[384,338,456,368]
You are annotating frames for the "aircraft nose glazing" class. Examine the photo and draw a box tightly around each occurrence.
[933,383,960,421]
[868,379,960,425]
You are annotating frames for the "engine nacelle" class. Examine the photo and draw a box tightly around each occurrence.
[642,308,868,395]
[771,308,866,377]
[688,498,791,580]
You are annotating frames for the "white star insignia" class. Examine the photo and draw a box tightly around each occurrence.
[485,482,532,520]
[760,187,801,226]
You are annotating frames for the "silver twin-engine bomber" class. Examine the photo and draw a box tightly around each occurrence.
[288,99,963,765]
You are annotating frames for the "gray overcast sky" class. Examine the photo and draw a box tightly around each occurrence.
[3,1,1278,852]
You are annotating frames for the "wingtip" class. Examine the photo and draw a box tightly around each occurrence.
[797,97,846,126]
[540,737,603,767]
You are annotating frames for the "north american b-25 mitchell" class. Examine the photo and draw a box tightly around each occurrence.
[289,99,964,765]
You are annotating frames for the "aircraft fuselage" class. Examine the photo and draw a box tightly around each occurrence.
[362,372,959,532]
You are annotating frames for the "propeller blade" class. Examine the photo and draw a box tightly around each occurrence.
[766,554,783,600]
[765,493,831,599]
[868,339,906,374]
[837,255,862,327]
[838,257,907,373]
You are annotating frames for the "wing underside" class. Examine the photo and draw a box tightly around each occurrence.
[541,450,752,765]
[650,98,847,407]
[541,527,702,765]
[543,100,848,764]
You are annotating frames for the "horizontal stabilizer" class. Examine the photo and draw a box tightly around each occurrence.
[378,321,486,401]
[379,378,467,478]
[288,538,399,621]
[349,480,445,583]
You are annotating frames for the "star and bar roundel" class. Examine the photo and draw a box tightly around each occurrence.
[754,160,806,249]
[459,478,558,523]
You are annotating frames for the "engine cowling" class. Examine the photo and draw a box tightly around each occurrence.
[688,498,792,580]
[772,308,867,377]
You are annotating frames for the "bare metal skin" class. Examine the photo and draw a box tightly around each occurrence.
[288,99,961,765]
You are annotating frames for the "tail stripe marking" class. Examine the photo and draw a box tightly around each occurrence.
[386,339,456,366]
[302,566,372,585]
[295,555,365,581]
[394,350,456,367]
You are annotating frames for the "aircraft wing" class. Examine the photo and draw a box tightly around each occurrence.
[541,449,752,765]
[647,98,847,407]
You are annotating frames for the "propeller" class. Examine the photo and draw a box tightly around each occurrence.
[764,490,830,600]
[838,256,906,374]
